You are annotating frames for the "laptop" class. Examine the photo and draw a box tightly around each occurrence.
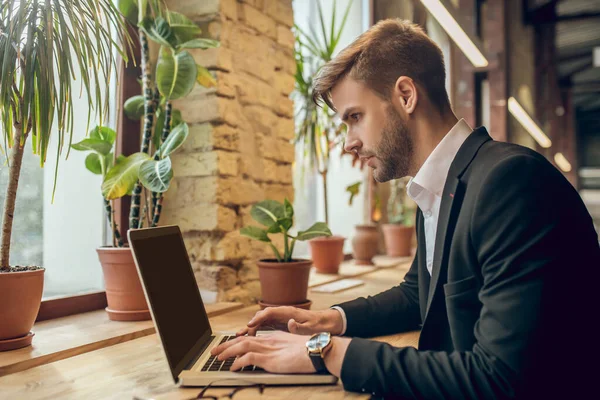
[128,225,338,387]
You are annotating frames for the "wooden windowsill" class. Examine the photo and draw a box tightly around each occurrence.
[0,302,243,378]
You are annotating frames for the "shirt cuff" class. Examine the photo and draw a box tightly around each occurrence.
[330,306,347,336]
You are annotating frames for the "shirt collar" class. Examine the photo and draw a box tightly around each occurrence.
[407,119,472,205]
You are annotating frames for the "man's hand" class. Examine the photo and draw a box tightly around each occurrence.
[236,306,344,337]
[211,331,315,373]
[210,331,351,377]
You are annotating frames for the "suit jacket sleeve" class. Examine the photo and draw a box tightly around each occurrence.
[333,218,421,338]
[338,154,600,398]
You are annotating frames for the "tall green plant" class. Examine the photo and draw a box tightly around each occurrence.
[293,0,351,226]
[240,199,332,263]
[72,0,218,247]
[0,0,131,270]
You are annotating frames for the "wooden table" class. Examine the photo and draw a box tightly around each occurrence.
[0,264,417,400]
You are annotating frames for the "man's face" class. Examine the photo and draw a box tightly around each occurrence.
[332,76,414,182]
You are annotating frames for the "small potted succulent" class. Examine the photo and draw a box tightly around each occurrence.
[382,177,415,257]
[241,199,332,309]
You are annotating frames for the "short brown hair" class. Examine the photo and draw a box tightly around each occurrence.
[312,19,450,112]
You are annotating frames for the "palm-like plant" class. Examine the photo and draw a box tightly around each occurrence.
[0,0,131,270]
[293,0,351,226]
[71,0,218,247]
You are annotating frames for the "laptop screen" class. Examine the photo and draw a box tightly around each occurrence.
[128,226,212,382]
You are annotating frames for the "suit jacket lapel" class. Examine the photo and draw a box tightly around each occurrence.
[423,127,492,321]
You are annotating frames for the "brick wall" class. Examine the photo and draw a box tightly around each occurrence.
[162,0,296,304]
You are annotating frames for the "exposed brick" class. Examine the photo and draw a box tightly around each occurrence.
[275,95,294,118]
[162,176,217,208]
[172,150,239,177]
[239,3,277,39]
[239,0,265,10]
[192,47,234,72]
[276,117,295,141]
[262,159,292,184]
[185,231,252,262]
[182,123,240,153]
[275,48,296,75]
[276,24,295,49]
[239,260,259,282]
[236,74,278,110]
[216,176,264,205]
[161,203,236,232]
[274,72,295,96]
[176,95,246,127]
[232,52,277,84]
[167,0,219,18]
[264,0,294,28]
[261,182,294,204]
[221,281,261,304]
[195,266,237,291]
[244,105,279,136]
[258,133,295,163]
[219,0,238,20]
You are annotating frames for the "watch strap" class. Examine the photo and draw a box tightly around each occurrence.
[309,351,328,374]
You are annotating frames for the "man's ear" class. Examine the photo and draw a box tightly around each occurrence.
[393,76,417,115]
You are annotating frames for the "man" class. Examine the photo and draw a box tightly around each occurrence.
[212,19,600,398]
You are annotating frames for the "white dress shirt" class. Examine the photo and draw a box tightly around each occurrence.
[332,119,473,335]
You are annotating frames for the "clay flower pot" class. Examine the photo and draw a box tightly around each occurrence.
[382,224,413,257]
[309,236,345,274]
[96,247,151,321]
[351,224,379,265]
[257,259,312,306]
[0,268,45,351]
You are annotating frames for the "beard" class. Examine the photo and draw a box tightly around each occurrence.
[369,105,414,183]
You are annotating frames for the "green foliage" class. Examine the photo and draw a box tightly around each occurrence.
[240,199,332,263]
[102,153,151,200]
[346,181,361,206]
[156,48,197,100]
[139,157,173,193]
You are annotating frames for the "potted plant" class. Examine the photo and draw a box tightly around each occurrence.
[382,177,416,257]
[240,199,332,309]
[71,0,218,321]
[293,0,351,274]
[0,0,130,350]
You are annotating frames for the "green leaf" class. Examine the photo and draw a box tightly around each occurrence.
[346,181,361,206]
[156,48,197,100]
[251,200,285,227]
[277,217,293,231]
[102,153,151,200]
[284,198,294,219]
[196,64,216,88]
[153,108,183,150]
[139,157,173,192]
[71,139,112,155]
[167,11,202,44]
[178,38,219,50]
[124,95,145,120]
[105,152,115,171]
[267,223,282,234]
[90,126,117,145]
[160,122,189,157]
[296,222,332,241]
[240,226,271,243]
[85,153,103,175]
[139,17,175,48]
[138,0,148,22]
[118,0,139,24]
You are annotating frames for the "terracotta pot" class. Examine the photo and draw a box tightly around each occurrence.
[309,236,345,274]
[382,224,414,257]
[0,268,44,351]
[257,259,312,306]
[351,224,379,265]
[96,247,151,321]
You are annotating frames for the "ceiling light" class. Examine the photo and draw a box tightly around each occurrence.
[507,97,552,148]
[554,153,572,173]
[419,0,489,67]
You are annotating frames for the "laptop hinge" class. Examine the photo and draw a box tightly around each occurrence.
[184,335,215,371]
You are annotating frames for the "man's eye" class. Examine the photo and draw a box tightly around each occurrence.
[350,113,360,122]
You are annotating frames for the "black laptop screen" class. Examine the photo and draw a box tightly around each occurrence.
[130,228,211,378]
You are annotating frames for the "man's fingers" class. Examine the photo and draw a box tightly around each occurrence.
[230,352,267,372]
[288,318,316,335]
[236,327,249,337]
[217,337,270,361]
[210,335,244,356]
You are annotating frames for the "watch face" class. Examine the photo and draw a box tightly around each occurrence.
[308,332,330,351]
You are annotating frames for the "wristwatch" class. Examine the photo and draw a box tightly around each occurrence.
[306,332,332,374]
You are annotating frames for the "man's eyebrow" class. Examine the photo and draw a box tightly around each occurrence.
[341,106,359,122]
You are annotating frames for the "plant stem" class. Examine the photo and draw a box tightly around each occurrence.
[0,125,27,270]
[129,31,154,230]
[284,230,290,262]
[321,169,329,226]
[289,238,296,262]
[151,194,163,227]
[269,243,282,262]
[104,198,123,247]
[151,101,172,220]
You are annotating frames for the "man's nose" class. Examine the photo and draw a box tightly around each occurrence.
[344,132,361,154]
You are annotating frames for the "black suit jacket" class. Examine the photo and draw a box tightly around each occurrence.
[336,128,600,399]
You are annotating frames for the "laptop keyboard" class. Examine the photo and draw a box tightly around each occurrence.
[201,335,264,372]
